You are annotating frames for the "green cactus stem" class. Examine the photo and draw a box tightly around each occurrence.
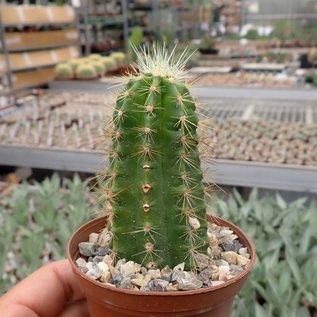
[102,44,210,270]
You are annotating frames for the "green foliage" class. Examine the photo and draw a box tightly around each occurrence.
[0,174,94,294]
[199,35,216,50]
[129,27,143,47]
[160,29,176,49]
[1,176,316,316]
[219,189,317,317]
[305,72,317,87]
[245,29,260,40]
[265,51,289,64]
[223,33,241,41]
[271,21,302,43]
[270,20,317,44]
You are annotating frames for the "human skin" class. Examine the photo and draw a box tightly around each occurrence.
[0,259,89,317]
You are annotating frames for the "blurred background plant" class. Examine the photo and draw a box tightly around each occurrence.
[217,189,317,317]
[1,176,316,316]
[0,174,95,293]
[127,26,144,63]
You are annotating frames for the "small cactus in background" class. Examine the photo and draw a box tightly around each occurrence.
[102,44,212,270]
[128,26,144,62]
[101,56,118,72]
[75,63,98,79]
[89,54,102,61]
[91,61,106,77]
[69,58,82,72]
[54,63,73,79]
[308,47,317,66]
[110,52,126,68]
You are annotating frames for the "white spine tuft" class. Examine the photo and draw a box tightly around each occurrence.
[131,42,194,82]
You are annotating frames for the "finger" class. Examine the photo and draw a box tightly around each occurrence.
[59,300,90,317]
[0,304,37,317]
[0,301,90,317]
[0,259,86,317]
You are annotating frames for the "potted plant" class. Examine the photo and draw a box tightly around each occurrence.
[198,35,219,55]
[67,44,255,317]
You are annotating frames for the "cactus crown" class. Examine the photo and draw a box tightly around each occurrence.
[132,43,192,82]
[102,44,211,270]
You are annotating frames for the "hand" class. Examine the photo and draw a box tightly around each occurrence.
[0,259,89,317]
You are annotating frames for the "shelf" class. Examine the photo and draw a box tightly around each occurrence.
[49,82,317,103]
[2,29,78,52]
[84,15,125,25]
[129,4,170,11]
[192,86,317,102]
[90,45,125,54]
[5,44,78,53]
[49,80,114,92]
[1,5,76,27]
[10,67,55,90]
[128,25,154,33]
[3,22,76,28]
[241,63,286,72]
[0,5,80,93]
[0,46,79,74]
[0,145,316,193]
[4,64,57,73]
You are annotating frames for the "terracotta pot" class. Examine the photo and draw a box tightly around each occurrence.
[67,216,256,317]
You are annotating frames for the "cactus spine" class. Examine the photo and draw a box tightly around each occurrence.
[103,45,209,270]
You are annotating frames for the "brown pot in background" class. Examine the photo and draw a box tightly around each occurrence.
[67,216,256,317]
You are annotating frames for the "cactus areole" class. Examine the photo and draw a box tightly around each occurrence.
[104,45,210,270]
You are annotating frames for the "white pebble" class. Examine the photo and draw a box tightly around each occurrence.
[237,255,250,267]
[218,265,230,281]
[89,232,99,243]
[120,261,136,277]
[97,262,109,273]
[221,251,238,265]
[219,229,233,237]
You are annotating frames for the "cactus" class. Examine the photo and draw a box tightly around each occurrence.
[101,56,118,72]
[128,26,144,62]
[102,44,210,270]
[75,63,98,79]
[89,54,102,61]
[54,63,73,79]
[69,58,82,72]
[91,61,106,77]
[308,47,317,65]
[110,52,126,68]
[80,57,91,64]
